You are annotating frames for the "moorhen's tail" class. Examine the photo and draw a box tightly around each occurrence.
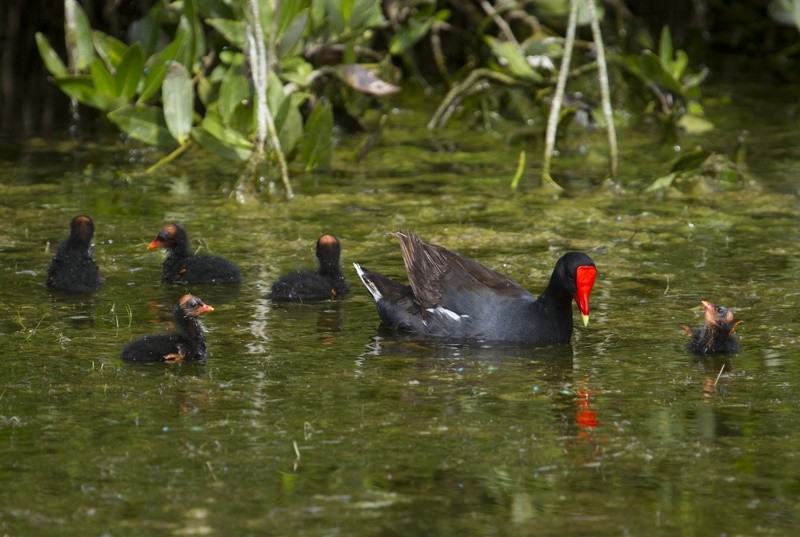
[353,263,426,332]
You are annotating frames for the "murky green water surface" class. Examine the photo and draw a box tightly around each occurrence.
[2,84,800,535]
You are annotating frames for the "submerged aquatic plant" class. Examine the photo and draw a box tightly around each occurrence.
[646,142,753,193]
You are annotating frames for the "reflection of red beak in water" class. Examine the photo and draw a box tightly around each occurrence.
[576,389,598,429]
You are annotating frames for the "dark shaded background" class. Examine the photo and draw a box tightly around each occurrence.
[1,0,797,138]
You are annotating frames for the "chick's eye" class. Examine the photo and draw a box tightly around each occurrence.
[716,306,724,314]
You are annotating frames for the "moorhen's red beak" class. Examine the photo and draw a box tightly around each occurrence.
[197,304,214,314]
[147,239,162,250]
[575,265,597,326]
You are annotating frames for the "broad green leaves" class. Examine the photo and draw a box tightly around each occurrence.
[162,62,193,144]
[108,105,175,147]
[623,26,712,133]
[38,0,403,181]
[35,34,67,77]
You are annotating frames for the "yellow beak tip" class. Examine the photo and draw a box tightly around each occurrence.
[581,313,590,327]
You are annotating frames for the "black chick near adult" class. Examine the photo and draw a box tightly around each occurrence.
[147,223,242,284]
[353,232,597,345]
[685,300,741,355]
[46,215,103,292]
[121,294,214,363]
[270,234,349,302]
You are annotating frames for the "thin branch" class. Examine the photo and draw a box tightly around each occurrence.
[145,141,192,174]
[480,1,519,45]
[246,0,293,199]
[428,68,518,129]
[587,0,619,181]
[541,0,579,190]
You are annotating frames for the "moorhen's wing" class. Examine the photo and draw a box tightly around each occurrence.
[397,232,534,312]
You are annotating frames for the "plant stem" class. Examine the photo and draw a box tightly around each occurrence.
[145,141,192,174]
[541,0,578,191]
[587,0,619,181]
[247,0,293,200]
[428,68,518,129]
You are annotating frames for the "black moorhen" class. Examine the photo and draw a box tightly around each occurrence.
[148,223,242,284]
[685,300,741,355]
[353,232,597,344]
[46,215,103,292]
[122,294,214,362]
[270,234,349,301]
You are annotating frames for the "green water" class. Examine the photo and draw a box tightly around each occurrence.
[2,85,800,535]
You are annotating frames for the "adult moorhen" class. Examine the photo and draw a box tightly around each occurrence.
[148,223,242,284]
[685,300,741,355]
[46,215,103,292]
[270,234,349,301]
[353,232,597,345]
[121,294,214,362]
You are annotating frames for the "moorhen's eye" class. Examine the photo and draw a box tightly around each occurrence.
[716,306,724,314]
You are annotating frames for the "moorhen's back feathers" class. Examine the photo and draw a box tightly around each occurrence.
[354,232,597,345]
[148,223,242,284]
[397,232,529,308]
[122,294,214,363]
[270,234,349,302]
[46,215,103,292]
[686,301,741,355]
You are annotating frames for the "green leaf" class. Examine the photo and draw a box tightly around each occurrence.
[138,32,188,105]
[108,104,176,147]
[192,126,252,161]
[92,31,127,69]
[677,114,714,135]
[278,0,305,35]
[64,0,95,70]
[219,66,251,124]
[390,18,433,55]
[671,148,711,173]
[220,50,246,66]
[206,18,247,49]
[682,66,709,89]
[639,51,684,96]
[35,33,67,77]
[274,96,303,155]
[200,112,253,151]
[658,26,673,69]
[324,0,344,35]
[228,100,255,134]
[162,62,194,144]
[197,76,216,107]
[138,61,168,105]
[671,49,688,80]
[266,70,288,118]
[645,172,678,192]
[89,58,116,100]
[280,57,314,86]
[116,43,145,100]
[299,100,333,170]
[510,150,526,190]
[53,75,111,109]
[350,0,385,28]
[278,10,309,59]
[340,0,354,26]
[184,0,207,64]
[485,37,540,82]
